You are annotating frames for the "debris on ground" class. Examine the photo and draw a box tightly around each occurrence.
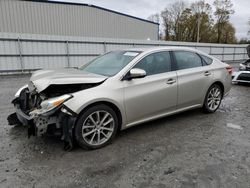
[227,123,243,130]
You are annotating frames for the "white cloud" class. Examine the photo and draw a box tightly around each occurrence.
[52,0,250,40]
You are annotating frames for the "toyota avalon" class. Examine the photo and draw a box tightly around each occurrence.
[7,47,232,150]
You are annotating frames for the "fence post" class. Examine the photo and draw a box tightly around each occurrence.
[209,46,212,55]
[66,41,70,67]
[222,46,225,61]
[103,41,107,53]
[233,47,236,62]
[17,37,24,73]
[243,47,246,61]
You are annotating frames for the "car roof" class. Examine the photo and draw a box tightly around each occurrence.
[122,46,213,58]
[124,46,198,53]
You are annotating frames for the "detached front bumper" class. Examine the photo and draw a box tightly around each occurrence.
[8,100,54,136]
[7,94,77,150]
[7,88,36,135]
[8,103,33,125]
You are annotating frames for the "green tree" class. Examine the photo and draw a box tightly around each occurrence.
[174,1,214,42]
[161,8,173,40]
[213,0,234,43]
[213,22,236,43]
[161,1,186,41]
[190,0,213,42]
[178,8,193,41]
[171,1,186,41]
[159,0,236,43]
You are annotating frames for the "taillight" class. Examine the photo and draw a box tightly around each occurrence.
[226,66,232,74]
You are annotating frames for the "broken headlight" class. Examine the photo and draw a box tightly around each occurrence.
[30,94,72,116]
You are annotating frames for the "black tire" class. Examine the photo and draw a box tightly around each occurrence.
[202,84,223,113]
[74,104,118,150]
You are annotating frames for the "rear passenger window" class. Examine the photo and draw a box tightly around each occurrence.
[200,54,213,65]
[174,51,202,70]
[134,51,171,76]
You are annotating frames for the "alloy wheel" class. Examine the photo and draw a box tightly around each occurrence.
[82,110,115,146]
[207,86,222,111]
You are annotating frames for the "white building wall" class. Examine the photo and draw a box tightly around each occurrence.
[0,0,159,40]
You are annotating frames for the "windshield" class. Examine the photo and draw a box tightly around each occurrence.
[79,51,141,76]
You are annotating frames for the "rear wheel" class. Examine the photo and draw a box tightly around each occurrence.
[203,84,223,113]
[74,104,118,149]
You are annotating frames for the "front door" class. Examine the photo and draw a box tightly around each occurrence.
[123,51,178,124]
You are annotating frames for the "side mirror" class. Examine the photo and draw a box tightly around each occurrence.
[125,68,146,80]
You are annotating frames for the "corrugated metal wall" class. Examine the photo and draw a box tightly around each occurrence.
[0,33,248,74]
[0,0,158,40]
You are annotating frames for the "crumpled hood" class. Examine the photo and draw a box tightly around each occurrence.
[29,68,108,92]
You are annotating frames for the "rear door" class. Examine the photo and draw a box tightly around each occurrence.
[173,50,214,109]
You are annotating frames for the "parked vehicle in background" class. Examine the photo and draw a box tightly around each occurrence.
[7,47,232,150]
[232,45,250,83]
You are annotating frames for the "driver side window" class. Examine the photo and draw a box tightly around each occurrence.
[134,51,172,76]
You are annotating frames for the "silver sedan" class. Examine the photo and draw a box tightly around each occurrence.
[8,47,232,150]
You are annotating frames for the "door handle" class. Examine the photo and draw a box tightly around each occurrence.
[204,71,211,76]
[166,79,176,84]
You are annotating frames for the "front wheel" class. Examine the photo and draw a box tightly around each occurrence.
[74,104,119,150]
[203,84,223,113]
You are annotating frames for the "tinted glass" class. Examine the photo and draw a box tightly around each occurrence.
[174,51,202,70]
[201,54,213,65]
[134,51,171,76]
[80,51,141,76]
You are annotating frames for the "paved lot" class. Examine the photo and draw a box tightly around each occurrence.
[0,74,250,188]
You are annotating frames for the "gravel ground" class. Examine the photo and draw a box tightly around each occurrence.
[0,74,250,188]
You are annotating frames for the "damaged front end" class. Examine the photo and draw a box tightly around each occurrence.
[7,83,79,150]
[7,69,107,150]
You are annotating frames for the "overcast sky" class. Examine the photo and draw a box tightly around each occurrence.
[52,0,249,40]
